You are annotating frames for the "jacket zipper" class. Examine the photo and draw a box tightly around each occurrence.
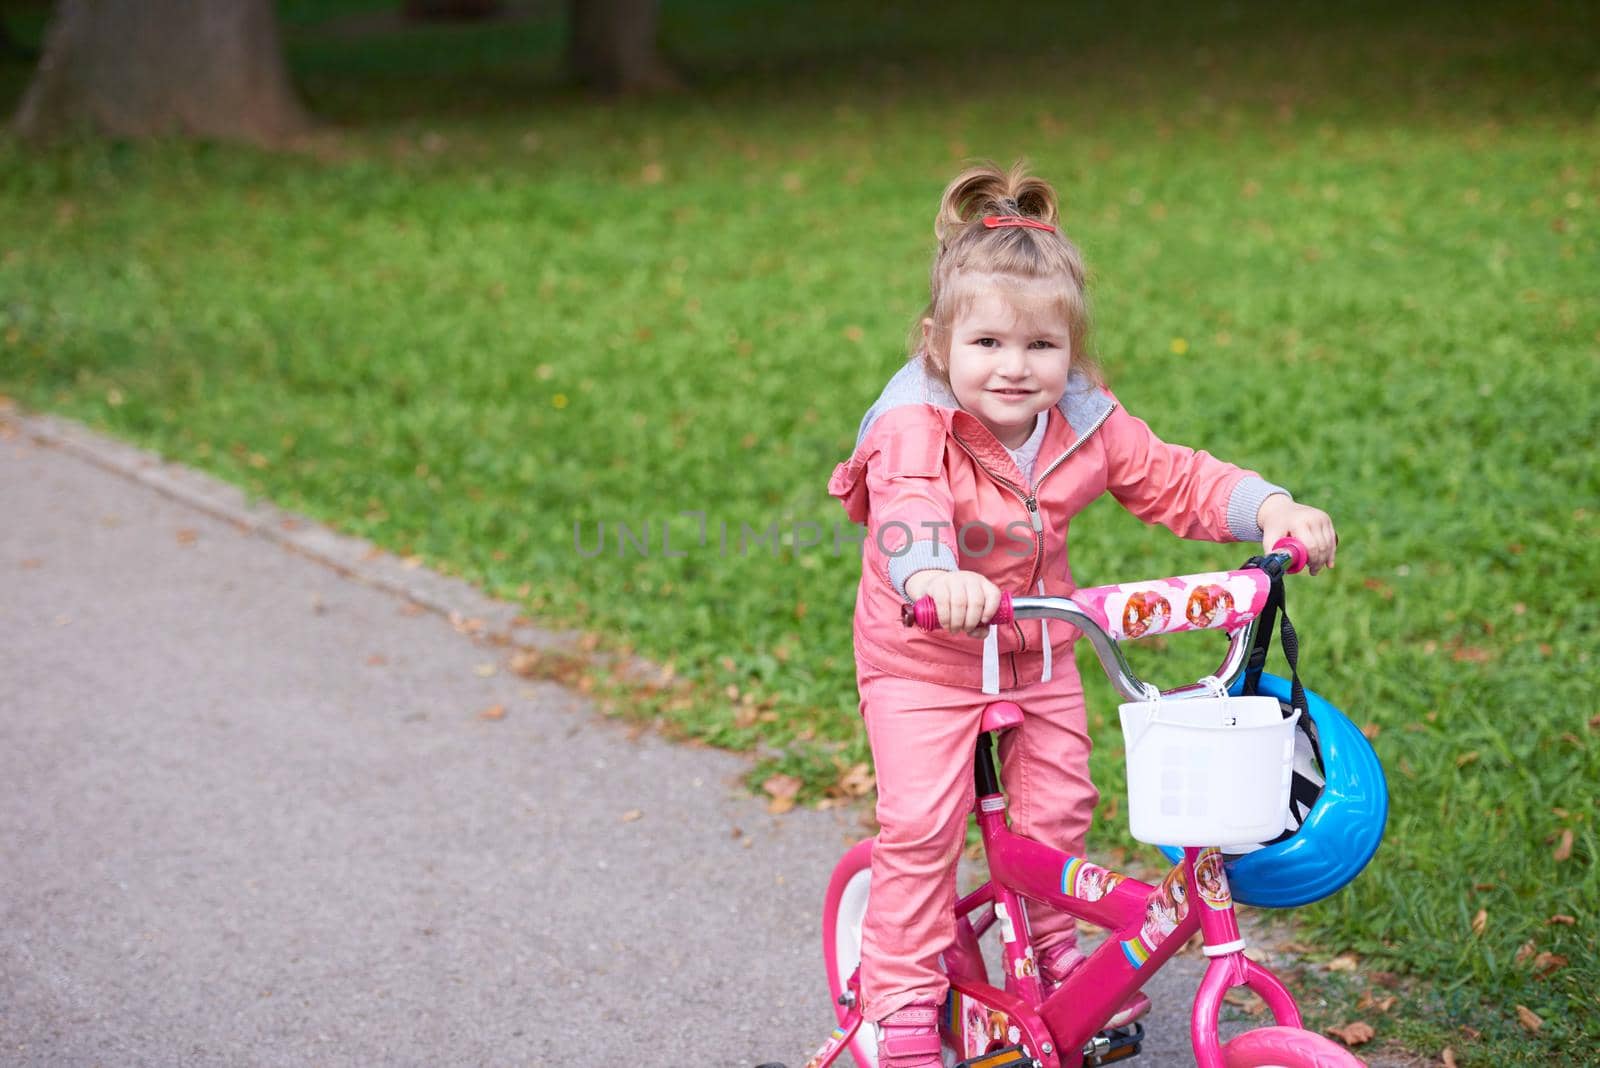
[949,402,1119,659]
[1019,402,1117,589]
[949,433,1031,653]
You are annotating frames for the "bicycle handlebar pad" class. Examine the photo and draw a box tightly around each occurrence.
[902,537,1307,640]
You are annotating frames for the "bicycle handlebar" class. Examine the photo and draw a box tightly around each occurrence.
[899,538,1307,702]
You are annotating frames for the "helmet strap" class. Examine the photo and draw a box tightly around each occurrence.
[1244,567,1316,756]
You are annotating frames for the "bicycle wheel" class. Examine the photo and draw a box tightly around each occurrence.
[822,838,878,1067]
[1221,1026,1366,1067]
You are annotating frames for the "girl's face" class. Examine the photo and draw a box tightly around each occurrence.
[934,286,1073,450]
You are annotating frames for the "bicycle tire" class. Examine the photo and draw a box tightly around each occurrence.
[1221,1025,1366,1067]
[822,838,879,1067]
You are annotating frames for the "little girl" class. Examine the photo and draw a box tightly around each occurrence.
[826,161,1337,1067]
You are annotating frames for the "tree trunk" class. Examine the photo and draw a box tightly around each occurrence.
[12,0,310,146]
[567,0,679,94]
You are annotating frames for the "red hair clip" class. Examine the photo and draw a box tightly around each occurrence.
[982,214,1056,233]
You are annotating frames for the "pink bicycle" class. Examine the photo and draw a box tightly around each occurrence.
[775,540,1371,1068]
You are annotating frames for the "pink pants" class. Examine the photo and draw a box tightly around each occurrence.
[856,653,1100,1022]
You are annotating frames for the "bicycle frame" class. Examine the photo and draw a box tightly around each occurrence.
[943,781,1304,1067]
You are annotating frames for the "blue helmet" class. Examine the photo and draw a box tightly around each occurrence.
[1158,671,1387,908]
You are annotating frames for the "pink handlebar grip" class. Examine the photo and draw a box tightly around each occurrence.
[1272,536,1309,574]
[902,590,1014,631]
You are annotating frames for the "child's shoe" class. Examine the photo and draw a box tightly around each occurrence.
[1040,944,1151,1028]
[876,1003,943,1067]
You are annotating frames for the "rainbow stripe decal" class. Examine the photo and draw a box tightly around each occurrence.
[1120,932,1156,969]
[1061,856,1088,896]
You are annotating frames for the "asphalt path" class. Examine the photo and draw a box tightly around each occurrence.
[1,415,1273,1067]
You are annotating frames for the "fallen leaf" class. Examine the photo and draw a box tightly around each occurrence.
[1362,577,1394,599]
[176,528,199,545]
[1471,909,1488,936]
[763,773,802,801]
[366,654,388,667]
[1548,914,1577,926]
[837,762,876,798]
[1223,987,1261,1010]
[1514,940,1537,964]
[1358,990,1397,1013]
[473,663,497,678]
[621,809,642,822]
[1553,828,1574,862]
[767,796,796,815]
[1325,1021,1375,1046]
[1442,1048,1457,1068]
[1362,722,1382,740]
[1533,952,1568,979]
[478,704,506,721]
[1515,1005,1542,1033]
[1589,712,1600,730]
[1456,751,1480,768]
[1327,954,1359,972]
[1459,1025,1481,1040]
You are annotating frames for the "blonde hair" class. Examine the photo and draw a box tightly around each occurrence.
[910,160,1102,389]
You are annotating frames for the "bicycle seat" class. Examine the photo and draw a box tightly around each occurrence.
[979,701,1025,733]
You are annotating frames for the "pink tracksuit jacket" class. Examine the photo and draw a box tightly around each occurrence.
[827,356,1287,1020]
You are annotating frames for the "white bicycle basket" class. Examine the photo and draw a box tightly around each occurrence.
[1119,689,1300,847]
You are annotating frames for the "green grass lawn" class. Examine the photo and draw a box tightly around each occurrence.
[2,1,1597,1062]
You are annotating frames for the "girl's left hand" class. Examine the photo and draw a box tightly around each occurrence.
[1257,495,1338,574]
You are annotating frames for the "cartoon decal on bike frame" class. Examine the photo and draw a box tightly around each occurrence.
[944,990,1027,1060]
[1062,855,1126,902]
[1194,847,1233,911]
[1122,864,1191,968]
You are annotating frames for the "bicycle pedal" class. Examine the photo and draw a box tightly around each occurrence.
[954,1047,1037,1068]
[1082,1021,1144,1065]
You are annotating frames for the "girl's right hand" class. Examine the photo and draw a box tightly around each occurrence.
[904,570,1004,637]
